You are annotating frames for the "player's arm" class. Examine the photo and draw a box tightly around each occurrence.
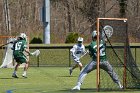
[10,40,17,44]
[70,47,76,58]
[10,37,21,44]
[88,45,93,57]
[24,48,32,56]
[70,45,79,60]
[10,39,19,50]
[81,45,89,56]
[81,45,86,55]
[23,43,33,56]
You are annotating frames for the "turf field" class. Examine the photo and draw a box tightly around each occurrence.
[0,67,139,93]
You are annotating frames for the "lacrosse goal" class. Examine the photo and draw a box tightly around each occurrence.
[96,18,140,91]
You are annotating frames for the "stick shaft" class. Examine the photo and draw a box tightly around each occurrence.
[80,51,88,59]
[0,42,10,47]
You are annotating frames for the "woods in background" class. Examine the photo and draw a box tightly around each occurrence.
[0,0,139,43]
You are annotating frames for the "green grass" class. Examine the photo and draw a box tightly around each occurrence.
[0,67,140,93]
[0,44,140,93]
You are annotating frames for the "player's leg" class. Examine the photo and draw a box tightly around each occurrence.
[69,64,78,75]
[12,55,20,78]
[71,64,78,70]
[69,58,80,75]
[22,56,29,78]
[100,61,123,89]
[12,62,20,78]
[70,62,83,71]
[22,64,28,78]
[72,61,96,90]
[78,62,83,71]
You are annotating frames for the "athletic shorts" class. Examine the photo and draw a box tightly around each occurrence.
[14,55,27,64]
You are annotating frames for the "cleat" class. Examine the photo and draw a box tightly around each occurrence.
[69,68,73,76]
[72,85,80,90]
[118,82,123,89]
[12,74,19,78]
[119,85,123,89]
[22,75,27,78]
[22,74,27,78]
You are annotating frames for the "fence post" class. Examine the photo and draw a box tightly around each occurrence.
[37,55,40,67]
[69,48,71,67]
[135,47,137,63]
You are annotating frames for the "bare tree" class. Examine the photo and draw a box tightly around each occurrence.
[0,0,140,43]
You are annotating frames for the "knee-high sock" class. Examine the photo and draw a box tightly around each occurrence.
[77,73,87,86]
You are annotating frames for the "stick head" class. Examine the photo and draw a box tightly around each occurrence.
[102,25,113,40]
[31,50,40,57]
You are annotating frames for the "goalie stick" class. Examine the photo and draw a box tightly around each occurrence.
[101,23,139,79]
[102,25,113,40]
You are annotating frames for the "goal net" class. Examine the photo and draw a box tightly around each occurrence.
[97,18,140,90]
[0,37,15,68]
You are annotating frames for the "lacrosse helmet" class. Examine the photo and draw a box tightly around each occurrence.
[92,30,97,38]
[77,37,83,43]
[19,33,27,39]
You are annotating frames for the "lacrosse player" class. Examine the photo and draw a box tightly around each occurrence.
[12,33,32,78]
[69,37,87,76]
[72,30,123,90]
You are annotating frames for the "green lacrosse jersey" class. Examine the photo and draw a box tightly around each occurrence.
[13,39,27,58]
[88,40,107,61]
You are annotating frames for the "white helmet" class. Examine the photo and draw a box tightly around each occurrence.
[77,37,83,43]
[92,30,97,38]
[19,33,27,39]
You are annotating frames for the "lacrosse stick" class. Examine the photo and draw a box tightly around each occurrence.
[0,43,10,47]
[102,25,113,40]
[31,50,40,57]
[0,38,16,47]
[80,50,89,59]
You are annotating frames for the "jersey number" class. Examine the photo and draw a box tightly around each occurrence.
[15,42,22,50]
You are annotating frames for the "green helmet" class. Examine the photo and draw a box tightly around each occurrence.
[92,30,97,38]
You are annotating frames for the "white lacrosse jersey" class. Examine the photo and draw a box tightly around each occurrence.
[70,44,85,58]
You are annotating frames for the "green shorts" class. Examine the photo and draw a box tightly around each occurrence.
[14,55,27,64]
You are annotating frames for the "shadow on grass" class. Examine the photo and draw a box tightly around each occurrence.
[0,77,14,79]
[58,88,97,93]
[58,88,140,93]
[58,75,77,77]
[0,77,27,79]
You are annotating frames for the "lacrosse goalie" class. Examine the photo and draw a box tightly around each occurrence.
[11,33,34,78]
[72,29,123,90]
[69,37,88,76]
